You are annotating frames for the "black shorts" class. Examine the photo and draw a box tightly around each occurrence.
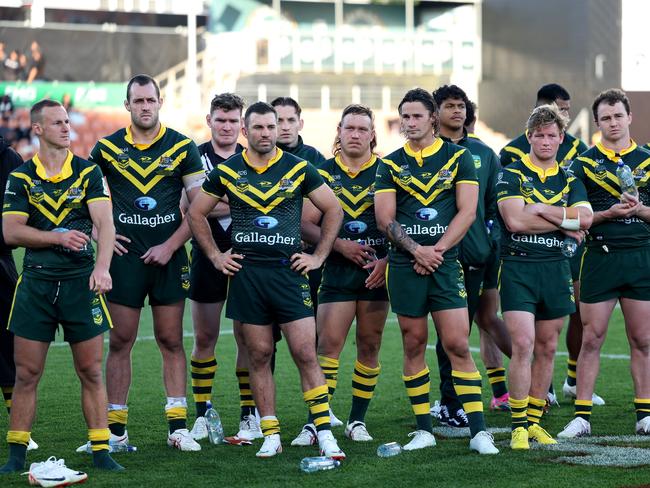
[189,242,229,304]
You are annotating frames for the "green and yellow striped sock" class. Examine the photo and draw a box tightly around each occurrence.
[236,368,256,420]
[575,399,593,421]
[191,355,217,418]
[1,386,12,414]
[403,367,432,433]
[318,355,339,401]
[509,396,528,431]
[486,368,508,398]
[349,361,380,423]
[634,398,650,421]
[260,416,280,436]
[304,385,331,432]
[89,428,110,452]
[527,396,546,425]
[452,369,486,436]
[566,359,577,388]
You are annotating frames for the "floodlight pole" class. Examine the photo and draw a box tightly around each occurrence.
[187,4,199,111]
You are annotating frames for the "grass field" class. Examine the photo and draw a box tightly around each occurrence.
[3,253,650,487]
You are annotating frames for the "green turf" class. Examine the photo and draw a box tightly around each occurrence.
[3,251,650,486]
[1,308,649,487]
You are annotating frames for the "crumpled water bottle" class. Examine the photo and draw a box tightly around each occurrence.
[616,159,638,197]
[300,456,340,473]
[205,401,224,444]
[561,236,578,258]
[377,442,402,457]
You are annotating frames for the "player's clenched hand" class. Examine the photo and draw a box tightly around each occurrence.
[364,257,387,289]
[114,234,131,256]
[56,229,90,252]
[290,252,323,275]
[336,239,377,267]
[89,266,112,294]
[560,229,586,245]
[412,245,443,273]
[212,249,243,276]
[412,262,431,275]
[141,242,175,266]
[607,201,640,219]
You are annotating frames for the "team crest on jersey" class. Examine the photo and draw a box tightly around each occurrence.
[302,291,313,308]
[595,164,607,181]
[457,279,467,299]
[520,179,534,198]
[92,307,103,326]
[181,265,190,291]
[365,183,376,203]
[156,156,174,175]
[65,186,83,208]
[399,167,412,185]
[116,152,130,170]
[472,155,482,169]
[633,167,645,180]
[236,178,249,192]
[29,184,44,203]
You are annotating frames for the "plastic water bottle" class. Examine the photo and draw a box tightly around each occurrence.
[205,402,224,444]
[377,442,402,457]
[616,159,638,197]
[299,456,340,473]
[561,236,578,258]
[110,443,137,453]
[486,219,494,235]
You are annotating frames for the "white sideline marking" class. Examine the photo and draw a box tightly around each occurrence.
[426,344,631,360]
[51,329,235,347]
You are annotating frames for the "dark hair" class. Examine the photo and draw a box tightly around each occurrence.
[592,88,631,121]
[332,104,377,156]
[244,101,277,127]
[30,99,63,124]
[465,100,477,128]
[270,96,302,117]
[126,74,160,101]
[536,83,570,105]
[210,92,245,115]
[398,88,437,116]
[432,84,470,111]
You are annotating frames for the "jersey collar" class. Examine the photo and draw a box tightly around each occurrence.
[242,147,283,174]
[33,150,74,182]
[334,154,376,178]
[125,124,166,150]
[596,140,637,161]
[404,137,443,166]
[521,154,558,183]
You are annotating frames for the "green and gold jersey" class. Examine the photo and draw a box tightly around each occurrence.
[201,148,324,264]
[89,125,203,255]
[375,138,478,266]
[496,155,589,261]
[318,155,386,264]
[3,151,110,279]
[277,136,326,166]
[500,132,589,168]
[570,141,650,249]
[442,131,500,266]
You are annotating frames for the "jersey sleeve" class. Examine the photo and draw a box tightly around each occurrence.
[3,172,29,216]
[181,141,205,177]
[86,165,110,203]
[374,159,396,193]
[568,157,587,183]
[577,139,589,154]
[302,162,325,195]
[88,141,108,173]
[568,176,590,208]
[455,149,478,185]
[201,166,226,199]
[496,168,523,203]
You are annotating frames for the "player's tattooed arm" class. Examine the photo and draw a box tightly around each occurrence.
[386,220,419,254]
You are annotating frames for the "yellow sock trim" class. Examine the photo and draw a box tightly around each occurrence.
[402,367,429,382]
[303,384,328,402]
[165,406,187,421]
[355,360,380,376]
[451,369,481,380]
[7,430,29,446]
[89,428,110,452]
[107,409,128,425]
[260,418,280,436]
